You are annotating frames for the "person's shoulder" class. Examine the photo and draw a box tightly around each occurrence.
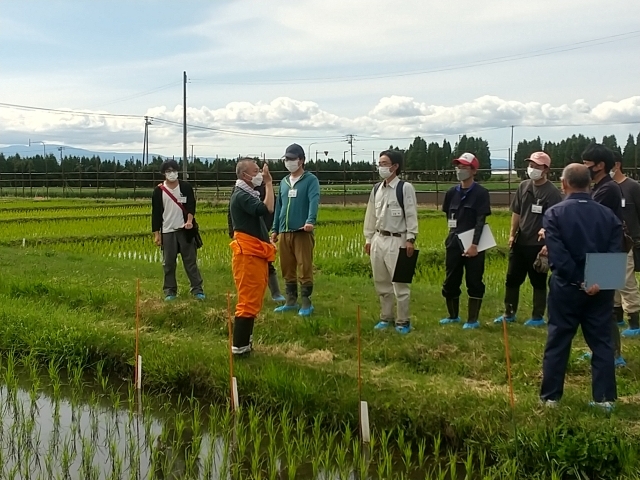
[305,172,320,183]
[475,183,490,194]
[178,180,193,190]
[399,179,415,191]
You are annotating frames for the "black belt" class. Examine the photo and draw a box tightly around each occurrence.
[377,230,402,237]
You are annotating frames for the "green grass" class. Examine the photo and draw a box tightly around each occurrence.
[0,199,639,478]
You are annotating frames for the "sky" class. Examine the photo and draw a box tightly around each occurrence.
[1,0,640,162]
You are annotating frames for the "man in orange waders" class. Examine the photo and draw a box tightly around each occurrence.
[229,158,277,355]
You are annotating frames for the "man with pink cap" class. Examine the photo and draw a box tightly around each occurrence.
[494,152,562,327]
[440,153,491,329]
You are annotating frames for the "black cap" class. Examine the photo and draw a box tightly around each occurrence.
[284,143,305,160]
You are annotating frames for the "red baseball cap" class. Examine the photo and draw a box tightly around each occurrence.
[526,152,551,168]
[453,152,479,170]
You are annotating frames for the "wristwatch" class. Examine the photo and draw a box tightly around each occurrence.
[407,238,416,244]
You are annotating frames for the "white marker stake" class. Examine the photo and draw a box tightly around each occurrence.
[360,401,371,443]
[231,377,239,411]
[22,238,25,247]
[136,355,142,390]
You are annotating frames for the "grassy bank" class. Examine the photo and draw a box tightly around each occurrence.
[1,245,640,477]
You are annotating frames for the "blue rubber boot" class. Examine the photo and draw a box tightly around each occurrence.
[164,295,177,302]
[298,284,314,317]
[621,328,640,338]
[615,356,627,368]
[440,317,461,325]
[463,298,482,330]
[463,321,480,330]
[374,320,392,330]
[441,297,461,325]
[524,318,546,327]
[395,323,412,335]
[494,315,516,324]
[275,283,298,313]
[194,293,206,300]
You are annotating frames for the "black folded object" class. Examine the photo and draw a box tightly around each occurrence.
[392,248,420,284]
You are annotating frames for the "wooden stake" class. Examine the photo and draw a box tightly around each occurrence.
[501,318,516,409]
[135,278,141,389]
[357,305,370,443]
[227,292,238,411]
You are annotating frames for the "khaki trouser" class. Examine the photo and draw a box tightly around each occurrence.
[370,233,411,325]
[614,248,640,313]
[279,232,315,285]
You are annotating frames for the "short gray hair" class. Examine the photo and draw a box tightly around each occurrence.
[235,158,256,179]
[562,163,591,190]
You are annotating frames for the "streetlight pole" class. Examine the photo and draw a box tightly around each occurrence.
[343,150,349,206]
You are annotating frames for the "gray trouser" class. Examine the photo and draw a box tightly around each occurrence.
[162,230,203,296]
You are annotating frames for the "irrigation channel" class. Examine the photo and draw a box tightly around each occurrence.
[0,353,506,480]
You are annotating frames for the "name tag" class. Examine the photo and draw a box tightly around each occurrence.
[448,219,457,228]
[376,201,382,208]
[288,189,298,198]
[622,198,626,208]
[390,208,402,217]
[531,204,543,214]
[178,196,187,203]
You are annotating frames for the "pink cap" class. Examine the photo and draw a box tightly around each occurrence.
[453,152,480,170]
[526,152,551,168]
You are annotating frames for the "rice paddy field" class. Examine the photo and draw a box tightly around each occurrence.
[1,197,640,479]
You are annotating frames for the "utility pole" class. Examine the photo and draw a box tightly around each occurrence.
[347,134,354,164]
[58,146,66,196]
[183,70,188,179]
[509,125,514,205]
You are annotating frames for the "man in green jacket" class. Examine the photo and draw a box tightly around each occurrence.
[271,144,321,316]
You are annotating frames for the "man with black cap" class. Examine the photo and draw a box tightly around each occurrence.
[582,143,627,367]
[151,159,204,301]
[271,144,321,317]
[494,152,562,327]
[540,163,622,410]
[440,153,491,329]
[611,151,640,338]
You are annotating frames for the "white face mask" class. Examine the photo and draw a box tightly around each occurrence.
[165,171,178,182]
[378,166,392,179]
[527,166,544,181]
[285,160,300,173]
[251,172,263,187]
[610,169,617,178]
[455,167,472,182]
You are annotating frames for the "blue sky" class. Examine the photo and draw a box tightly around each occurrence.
[1,0,640,161]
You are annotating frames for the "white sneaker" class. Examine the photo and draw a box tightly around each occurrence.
[540,399,558,408]
[232,345,251,355]
[589,401,614,412]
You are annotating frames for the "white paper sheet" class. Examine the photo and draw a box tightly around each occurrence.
[457,224,497,253]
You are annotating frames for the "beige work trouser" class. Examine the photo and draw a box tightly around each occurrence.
[370,233,411,325]
[614,248,640,313]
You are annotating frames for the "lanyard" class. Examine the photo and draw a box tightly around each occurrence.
[456,181,476,203]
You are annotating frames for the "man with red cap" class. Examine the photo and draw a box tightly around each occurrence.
[494,152,562,327]
[440,153,491,329]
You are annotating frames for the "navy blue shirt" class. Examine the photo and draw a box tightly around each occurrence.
[442,182,491,237]
[592,175,623,222]
[543,192,623,285]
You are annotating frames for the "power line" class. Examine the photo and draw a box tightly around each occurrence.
[90,81,182,109]
[0,102,141,119]
[191,30,640,85]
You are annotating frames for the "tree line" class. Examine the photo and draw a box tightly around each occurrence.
[1,132,639,182]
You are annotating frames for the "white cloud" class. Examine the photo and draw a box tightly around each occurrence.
[1,95,639,156]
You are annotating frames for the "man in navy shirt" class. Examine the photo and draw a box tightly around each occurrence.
[440,153,491,329]
[540,163,622,410]
[582,143,626,368]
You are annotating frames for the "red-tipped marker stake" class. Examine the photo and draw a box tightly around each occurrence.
[357,305,370,443]
[227,292,239,411]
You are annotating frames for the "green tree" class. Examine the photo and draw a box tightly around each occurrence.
[622,134,636,170]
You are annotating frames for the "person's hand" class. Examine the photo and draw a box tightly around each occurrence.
[540,245,548,256]
[582,283,600,296]
[406,241,415,257]
[262,164,272,184]
[271,233,278,244]
[538,228,546,241]
[464,244,479,257]
[365,243,371,256]
[508,235,515,248]
[184,221,193,230]
[154,232,162,246]
[303,223,314,232]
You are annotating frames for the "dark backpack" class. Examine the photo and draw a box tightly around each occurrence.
[373,180,405,213]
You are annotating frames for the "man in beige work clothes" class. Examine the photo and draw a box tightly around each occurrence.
[364,150,419,334]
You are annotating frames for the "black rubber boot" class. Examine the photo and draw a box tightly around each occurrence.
[284,283,298,307]
[268,270,284,301]
[532,288,547,319]
[629,312,640,330]
[446,297,460,319]
[467,297,483,324]
[614,306,624,326]
[504,286,519,318]
[232,317,254,355]
[300,284,314,316]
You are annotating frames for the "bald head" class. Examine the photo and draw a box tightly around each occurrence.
[561,163,591,193]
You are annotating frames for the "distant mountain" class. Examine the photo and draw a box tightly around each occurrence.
[0,144,163,162]
[491,158,511,170]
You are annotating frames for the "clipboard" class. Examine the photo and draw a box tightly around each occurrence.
[457,224,497,253]
[392,248,420,284]
[584,252,627,290]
